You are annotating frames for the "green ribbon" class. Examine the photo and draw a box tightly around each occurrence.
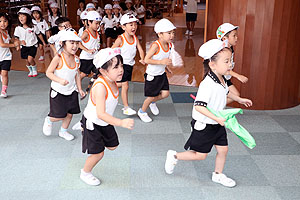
[207,107,256,149]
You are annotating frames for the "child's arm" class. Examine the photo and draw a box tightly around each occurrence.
[46,55,69,85]
[195,106,226,126]
[227,92,252,107]
[94,85,134,129]
[79,32,95,54]
[136,39,145,65]
[0,33,18,48]
[230,70,248,83]
[144,42,172,65]
[75,69,86,98]
[111,36,122,48]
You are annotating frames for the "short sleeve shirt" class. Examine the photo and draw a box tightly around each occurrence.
[14,26,39,47]
[186,0,198,13]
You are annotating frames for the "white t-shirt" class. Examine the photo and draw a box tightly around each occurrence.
[48,33,61,51]
[32,19,49,35]
[135,5,145,19]
[0,31,12,61]
[192,71,228,125]
[48,15,60,27]
[186,0,198,13]
[14,26,40,47]
[101,15,118,29]
[77,8,84,16]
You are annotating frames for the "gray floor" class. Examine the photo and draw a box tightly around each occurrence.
[1,71,300,200]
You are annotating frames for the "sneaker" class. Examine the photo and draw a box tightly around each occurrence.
[0,91,7,98]
[28,71,33,77]
[39,56,44,61]
[122,107,136,116]
[58,130,75,141]
[32,66,38,77]
[137,108,152,123]
[185,30,190,35]
[72,121,82,130]
[212,172,236,187]
[189,31,193,36]
[165,150,178,174]
[26,66,33,77]
[149,102,159,115]
[80,169,101,186]
[42,117,52,136]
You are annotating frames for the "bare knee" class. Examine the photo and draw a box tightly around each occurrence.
[90,152,104,160]
[161,92,169,99]
[107,146,118,151]
[216,147,228,156]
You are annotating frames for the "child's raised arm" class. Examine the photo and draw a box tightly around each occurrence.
[46,55,69,85]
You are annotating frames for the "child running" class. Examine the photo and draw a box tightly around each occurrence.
[80,11,102,80]
[164,39,252,187]
[48,2,62,35]
[138,18,175,122]
[112,13,145,116]
[216,23,248,104]
[80,48,134,186]
[43,28,85,141]
[0,13,20,98]
[31,6,50,62]
[14,7,45,77]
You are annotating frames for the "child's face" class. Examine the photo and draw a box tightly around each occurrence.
[0,16,9,30]
[224,30,238,46]
[32,11,41,20]
[105,9,112,15]
[113,8,120,14]
[126,2,132,9]
[113,1,119,5]
[18,14,27,25]
[122,22,137,35]
[134,0,139,4]
[51,7,58,14]
[211,49,232,76]
[58,21,72,30]
[89,20,100,31]
[87,8,96,12]
[79,2,84,8]
[103,57,124,82]
[159,30,175,43]
[63,40,80,55]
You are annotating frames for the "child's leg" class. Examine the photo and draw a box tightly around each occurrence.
[61,113,73,129]
[191,21,195,32]
[83,152,105,173]
[107,37,112,47]
[141,90,169,112]
[28,56,36,66]
[141,96,156,112]
[1,70,8,87]
[80,72,87,80]
[39,44,44,57]
[59,113,75,141]
[176,151,208,160]
[227,85,240,104]
[121,81,129,107]
[214,145,228,173]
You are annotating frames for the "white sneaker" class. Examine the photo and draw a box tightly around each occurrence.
[58,130,74,141]
[80,169,101,186]
[72,121,82,130]
[185,30,190,35]
[165,150,178,174]
[42,117,52,136]
[149,102,159,115]
[137,109,152,123]
[189,31,193,36]
[26,66,33,77]
[212,172,236,187]
[31,66,38,77]
[39,56,44,61]
[122,107,137,116]
[0,91,7,98]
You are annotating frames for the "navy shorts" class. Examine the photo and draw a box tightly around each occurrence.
[0,60,11,71]
[80,59,97,75]
[119,64,133,82]
[21,45,37,59]
[144,72,169,97]
[186,13,197,22]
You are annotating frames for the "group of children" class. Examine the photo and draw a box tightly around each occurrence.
[0,2,253,188]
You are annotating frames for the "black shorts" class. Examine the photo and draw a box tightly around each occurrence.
[184,119,228,153]
[21,45,37,59]
[144,72,169,97]
[105,27,118,39]
[80,59,97,75]
[81,116,119,154]
[37,33,48,45]
[186,13,197,22]
[50,26,59,35]
[119,64,133,82]
[227,79,233,87]
[48,89,81,118]
[0,60,11,71]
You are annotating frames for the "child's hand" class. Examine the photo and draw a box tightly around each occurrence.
[20,40,26,46]
[238,98,252,107]
[79,89,86,98]
[216,117,226,126]
[139,59,146,65]
[59,79,69,86]
[238,75,248,83]
[166,66,172,74]
[121,118,134,130]
[160,58,172,66]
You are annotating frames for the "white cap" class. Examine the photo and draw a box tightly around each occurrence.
[120,13,138,25]
[50,2,59,8]
[198,39,228,60]
[104,4,113,10]
[93,48,121,69]
[58,28,82,42]
[125,0,132,3]
[86,3,96,9]
[113,0,120,1]
[31,6,41,12]
[154,18,176,33]
[216,23,239,40]
[86,11,102,21]
[92,0,98,3]
[18,7,32,15]
[80,10,88,20]
[113,4,121,9]
[48,0,55,4]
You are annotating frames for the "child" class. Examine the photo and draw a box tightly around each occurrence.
[43,28,85,141]
[134,0,145,25]
[78,11,88,37]
[80,11,101,80]
[101,4,118,47]
[92,0,105,17]
[164,39,252,187]
[216,23,248,104]
[112,13,145,115]
[185,0,197,36]
[31,6,50,62]
[14,7,45,77]
[124,0,137,16]
[113,4,124,36]
[137,18,175,122]
[85,3,96,12]
[77,0,85,26]
[80,48,134,186]
[0,13,20,98]
[48,2,62,35]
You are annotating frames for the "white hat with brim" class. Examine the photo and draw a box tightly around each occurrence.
[104,4,113,10]
[86,3,96,9]
[18,7,32,15]
[198,39,228,60]
[216,23,239,40]
[31,6,41,12]
[86,11,102,21]
[125,0,132,3]
[154,18,176,33]
[80,11,88,20]
[50,2,59,8]
[92,0,98,3]
[58,29,82,42]
[120,13,138,25]
[93,48,121,69]
[113,4,121,9]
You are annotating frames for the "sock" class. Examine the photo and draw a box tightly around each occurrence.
[47,117,53,124]
[139,108,146,113]
[1,85,7,93]
[124,106,129,109]
[60,127,67,132]
[81,169,91,175]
